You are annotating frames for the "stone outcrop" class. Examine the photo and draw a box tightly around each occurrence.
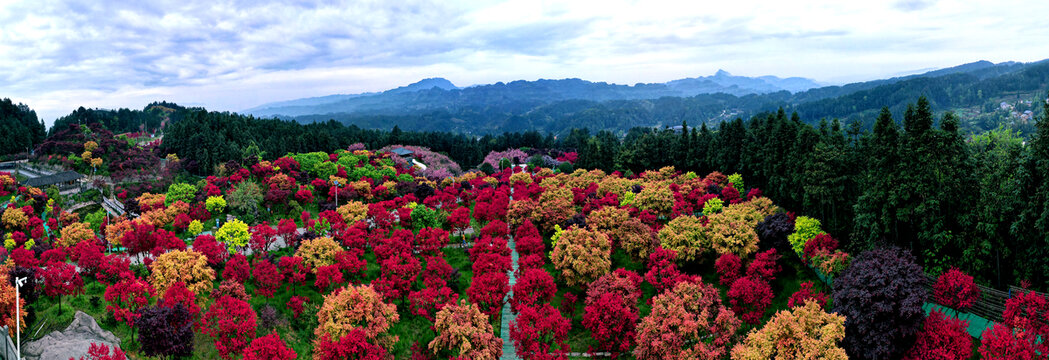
[23,311,121,360]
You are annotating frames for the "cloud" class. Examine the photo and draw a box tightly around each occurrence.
[0,0,1048,124]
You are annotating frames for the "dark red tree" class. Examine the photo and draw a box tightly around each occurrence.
[510,268,557,314]
[978,323,1041,360]
[42,261,84,313]
[416,227,449,256]
[314,330,388,360]
[714,253,742,287]
[279,256,308,288]
[787,281,828,309]
[374,252,420,303]
[252,259,282,298]
[727,276,773,324]
[509,304,570,360]
[202,296,258,360]
[932,268,981,311]
[903,309,972,360]
[223,254,251,283]
[1002,290,1049,339]
[138,304,194,358]
[468,271,509,320]
[249,222,278,256]
[315,265,345,292]
[243,331,297,360]
[582,292,637,358]
[192,234,228,267]
[802,234,838,262]
[745,248,781,282]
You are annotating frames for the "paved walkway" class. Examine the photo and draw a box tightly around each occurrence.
[499,235,520,360]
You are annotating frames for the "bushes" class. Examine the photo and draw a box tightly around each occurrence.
[727,276,773,324]
[583,292,637,358]
[314,284,400,355]
[832,247,926,360]
[903,310,972,360]
[787,216,823,256]
[429,300,502,360]
[933,268,980,310]
[657,216,707,263]
[509,304,570,360]
[634,280,741,360]
[202,296,258,360]
[550,226,611,288]
[730,301,846,360]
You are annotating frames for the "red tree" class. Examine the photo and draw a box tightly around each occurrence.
[42,262,84,313]
[933,268,981,311]
[223,254,251,283]
[287,296,308,319]
[787,281,828,309]
[202,296,258,360]
[416,227,449,256]
[73,241,105,276]
[277,218,299,249]
[745,248,781,282]
[1002,290,1049,338]
[514,220,544,256]
[192,234,228,267]
[97,254,132,285]
[41,248,67,264]
[979,323,1041,360]
[468,271,510,320]
[802,234,838,262]
[279,256,308,288]
[160,281,201,329]
[243,331,297,360]
[583,292,637,358]
[252,259,282,297]
[714,253,742,287]
[479,219,509,239]
[103,275,154,340]
[314,329,388,360]
[585,269,641,307]
[447,207,472,240]
[409,284,459,322]
[72,343,127,360]
[903,309,972,360]
[727,276,773,324]
[374,252,420,303]
[509,304,570,360]
[510,268,557,314]
[472,252,512,275]
[249,222,278,256]
[644,248,695,295]
[315,265,345,292]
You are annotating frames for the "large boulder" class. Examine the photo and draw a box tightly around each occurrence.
[23,311,120,360]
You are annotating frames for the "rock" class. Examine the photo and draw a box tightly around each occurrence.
[23,311,121,360]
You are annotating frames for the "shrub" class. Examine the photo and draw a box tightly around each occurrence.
[787,281,827,309]
[727,276,774,324]
[429,300,502,360]
[223,254,251,283]
[584,269,642,308]
[657,215,708,263]
[787,216,823,256]
[191,235,227,267]
[1002,290,1049,338]
[314,285,400,353]
[550,226,611,288]
[832,247,926,360]
[104,275,154,330]
[216,218,250,253]
[634,280,741,360]
[138,304,194,359]
[745,249,781,282]
[243,332,297,360]
[510,268,557,314]
[715,253,742,287]
[902,310,972,360]
[468,271,510,320]
[202,296,258,360]
[801,233,838,262]
[583,292,637,358]
[252,259,281,298]
[644,247,696,295]
[509,304,570,360]
[755,213,793,254]
[729,301,846,360]
[149,250,215,306]
[978,323,1042,360]
[705,212,760,259]
[295,236,342,273]
[933,268,981,311]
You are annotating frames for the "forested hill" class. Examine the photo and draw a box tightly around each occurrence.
[0,98,46,157]
[278,59,1048,136]
[47,101,189,136]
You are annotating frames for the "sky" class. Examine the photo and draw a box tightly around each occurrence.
[2,0,1048,125]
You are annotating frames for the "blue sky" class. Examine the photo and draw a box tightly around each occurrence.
[2,0,1048,124]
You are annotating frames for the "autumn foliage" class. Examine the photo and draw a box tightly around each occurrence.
[551,226,611,288]
[634,280,742,360]
[429,300,502,360]
[730,301,847,360]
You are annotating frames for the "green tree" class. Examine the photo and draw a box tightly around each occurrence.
[165,183,197,206]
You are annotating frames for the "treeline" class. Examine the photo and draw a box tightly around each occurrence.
[292,60,1049,136]
[160,110,557,175]
[570,94,1049,290]
[49,101,186,137]
[0,98,46,157]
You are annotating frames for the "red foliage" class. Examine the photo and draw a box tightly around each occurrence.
[10,247,37,268]
[514,220,544,256]
[72,343,127,360]
[516,254,545,274]
[287,296,308,319]
[409,284,459,322]
[479,219,509,239]
[1002,290,1049,338]
[202,296,258,360]
[745,188,762,200]
[252,259,282,298]
[560,293,578,318]
[447,207,472,238]
[714,253,742,287]
[802,234,838,262]
[149,229,187,256]
[468,235,511,263]
[73,241,105,276]
[472,252,512,275]
[335,249,367,283]
[583,292,637,358]
[121,221,158,257]
[416,227,449,256]
[509,304,570,360]
[468,271,510,320]
[279,256,308,287]
[720,185,741,204]
[510,268,557,314]
[97,254,132,285]
[933,268,981,311]
[315,265,345,292]
[585,269,642,307]
[104,275,154,328]
[787,281,828,309]
[979,323,1042,360]
[223,254,251,283]
[295,188,313,204]
[314,330,388,360]
[374,251,420,302]
[243,332,297,360]
[421,255,455,288]
[277,218,300,249]
[727,276,773,324]
[213,279,252,303]
[903,310,972,360]
[160,281,200,327]
[192,234,228,267]
[249,222,278,256]
[746,248,781,282]
[41,248,68,265]
[644,248,696,295]
[374,229,413,263]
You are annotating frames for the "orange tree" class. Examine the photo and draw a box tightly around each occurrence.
[295,236,342,272]
[551,226,611,288]
[729,301,847,360]
[314,284,400,357]
[149,250,215,306]
[429,299,502,360]
[634,280,742,360]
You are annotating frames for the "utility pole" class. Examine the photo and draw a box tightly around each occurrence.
[15,276,26,360]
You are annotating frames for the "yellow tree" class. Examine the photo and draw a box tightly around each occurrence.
[295,236,342,273]
[59,222,95,247]
[658,215,709,263]
[149,250,215,305]
[215,218,250,253]
[2,207,28,230]
[551,226,611,288]
[730,301,847,360]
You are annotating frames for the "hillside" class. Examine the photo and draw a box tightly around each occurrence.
[258,60,1048,136]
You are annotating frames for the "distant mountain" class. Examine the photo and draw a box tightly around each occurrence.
[241,59,1047,137]
[243,71,820,118]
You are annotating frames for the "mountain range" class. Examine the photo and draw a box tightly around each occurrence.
[248,59,1048,136]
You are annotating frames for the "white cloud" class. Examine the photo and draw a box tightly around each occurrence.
[0,0,1047,124]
